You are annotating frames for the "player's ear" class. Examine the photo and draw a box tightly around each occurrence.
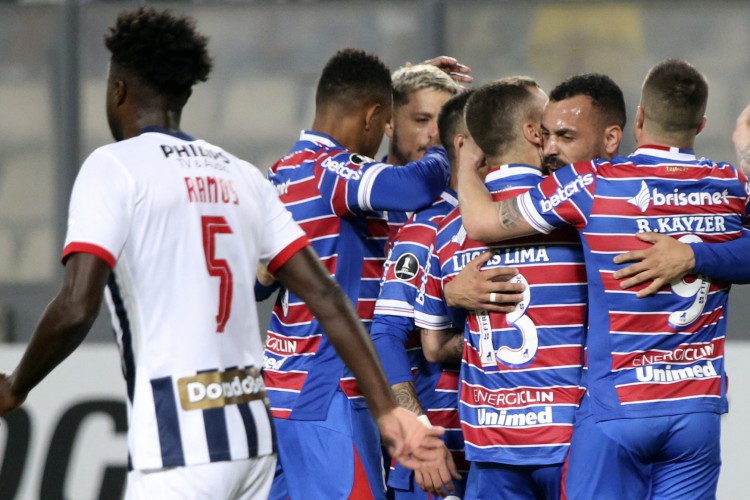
[364,102,382,132]
[604,125,622,156]
[384,116,394,139]
[453,133,466,152]
[634,105,645,137]
[696,115,707,135]
[524,122,543,147]
[110,78,127,107]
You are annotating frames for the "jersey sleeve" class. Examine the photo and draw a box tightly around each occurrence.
[314,147,450,217]
[371,218,435,385]
[62,149,136,268]
[255,170,310,274]
[517,161,597,234]
[689,170,750,283]
[414,245,454,331]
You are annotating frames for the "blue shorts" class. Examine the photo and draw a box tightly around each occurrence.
[563,411,721,499]
[464,461,562,500]
[269,390,386,500]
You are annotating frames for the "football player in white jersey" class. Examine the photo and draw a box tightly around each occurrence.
[0,7,444,499]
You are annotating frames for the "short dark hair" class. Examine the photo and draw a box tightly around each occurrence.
[549,73,626,129]
[642,59,708,133]
[315,48,392,111]
[438,90,474,163]
[465,77,540,158]
[105,7,212,98]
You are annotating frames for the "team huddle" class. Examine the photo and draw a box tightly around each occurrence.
[0,6,749,500]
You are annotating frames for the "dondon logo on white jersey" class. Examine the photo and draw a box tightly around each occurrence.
[628,180,730,213]
[177,367,266,411]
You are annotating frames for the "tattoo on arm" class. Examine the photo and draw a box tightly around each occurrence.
[453,336,464,359]
[498,198,523,230]
[392,381,424,415]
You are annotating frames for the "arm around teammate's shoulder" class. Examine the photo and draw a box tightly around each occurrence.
[363,147,451,213]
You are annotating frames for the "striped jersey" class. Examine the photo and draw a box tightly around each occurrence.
[263,130,450,420]
[62,127,308,470]
[416,164,587,465]
[370,189,468,486]
[518,146,750,421]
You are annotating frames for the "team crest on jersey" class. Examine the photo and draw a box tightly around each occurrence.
[350,154,373,166]
[394,252,420,281]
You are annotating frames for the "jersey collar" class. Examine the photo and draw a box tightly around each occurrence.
[632,144,696,161]
[487,163,544,181]
[140,125,195,142]
[299,130,341,148]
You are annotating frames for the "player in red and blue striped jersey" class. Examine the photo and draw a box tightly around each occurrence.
[382,63,462,241]
[419,78,586,500]
[458,59,749,499]
[371,91,473,499]
[420,74,629,499]
[263,49,455,500]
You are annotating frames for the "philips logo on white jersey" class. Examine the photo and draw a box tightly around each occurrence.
[321,156,362,180]
[628,180,730,213]
[540,173,594,213]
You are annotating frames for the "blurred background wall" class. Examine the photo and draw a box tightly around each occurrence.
[0,1,748,498]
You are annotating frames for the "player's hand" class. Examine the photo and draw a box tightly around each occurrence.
[444,251,523,312]
[733,102,750,174]
[0,373,25,417]
[414,442,461,497]
[612,232,695,298]
[377,407,445,470]
[409,56,473,85]
[456,134,485,172]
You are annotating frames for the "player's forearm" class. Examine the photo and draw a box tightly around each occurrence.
[368,148,450,212]
[370,318,415,385]
[421,328,463,364]
[392,381,424,416]
[10,253,108,398]
[10,297,95,397]
[691,234,750,283]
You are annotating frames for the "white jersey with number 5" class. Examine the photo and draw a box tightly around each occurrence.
[62,127,308,470]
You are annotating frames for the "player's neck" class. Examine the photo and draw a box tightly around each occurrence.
[125,108,182,140]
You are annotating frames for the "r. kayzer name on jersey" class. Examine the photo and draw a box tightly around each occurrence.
[320,156,363,180]
[177,367,266,411]
[451,247,549,271]
[635,215,726,233]
[477,406,553,426]
[540,173,594,213]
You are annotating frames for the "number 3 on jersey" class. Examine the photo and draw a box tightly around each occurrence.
[478,273,538,369]
[202,216,234,333]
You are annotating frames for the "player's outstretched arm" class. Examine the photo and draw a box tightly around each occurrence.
[0,253,110,416]
[274,246,445,467]
[614,231,750,297]
[443,251,523,312]
[457,135,537,242]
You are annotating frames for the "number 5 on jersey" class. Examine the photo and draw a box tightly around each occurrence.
[202,216,233,333]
